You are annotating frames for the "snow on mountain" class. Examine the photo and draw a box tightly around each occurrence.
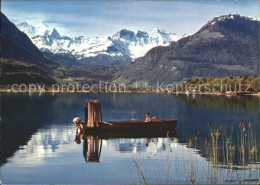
[111,28,179,59]
[17,21,37,36]
[17,21,60,37]
[205,13,260,28]
[17,22,181,64]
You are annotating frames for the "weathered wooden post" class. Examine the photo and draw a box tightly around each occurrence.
[87,100,100,128]
[85,135,101,163]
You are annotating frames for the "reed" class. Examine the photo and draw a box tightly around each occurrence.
[131,121,260,184]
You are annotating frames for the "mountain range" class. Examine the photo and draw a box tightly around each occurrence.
[0,13,57,85]
[114,14,260,85]
[1,12,259,87]
[0,12,119,85]
[17,22,181,66]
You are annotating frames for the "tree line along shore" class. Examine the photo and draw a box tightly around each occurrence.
[0,75,259,96]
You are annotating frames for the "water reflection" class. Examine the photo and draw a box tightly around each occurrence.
[83,134,102,163]
[0,93,259,184]
[75,130,178,163]
[175,94,260,111]
[0,121,259,184]
[0,93,81,166]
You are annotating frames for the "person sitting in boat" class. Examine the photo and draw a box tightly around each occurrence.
[146,113,151,122]
[73,117,84,132]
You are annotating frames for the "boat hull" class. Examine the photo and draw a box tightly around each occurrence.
[83,119,177,132]
[84,129,177,138]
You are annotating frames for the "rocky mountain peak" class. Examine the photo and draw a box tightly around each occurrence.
[112,29,136,41]
[197,13,260,37]
[17,21,29,27]
[17,21,61,38]
[16,21,181,64]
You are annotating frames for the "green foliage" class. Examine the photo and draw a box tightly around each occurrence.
[52,65,121,84]
[114,17,259,86]
[0,58,56,85]
[183,76,260,92]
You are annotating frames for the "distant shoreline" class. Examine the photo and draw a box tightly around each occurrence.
[1,88,260,97]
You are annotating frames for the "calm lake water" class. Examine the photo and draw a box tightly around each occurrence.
[0,93,259,184]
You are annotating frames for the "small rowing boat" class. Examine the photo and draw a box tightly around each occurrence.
[73,100,178,133]
[83,119,177,132]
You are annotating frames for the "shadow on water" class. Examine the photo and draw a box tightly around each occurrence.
[0,93,53,166]
[75,130,178,163]
[73,131,103,163]
[0,93,84,166]
[183,123,260,167]
[75,126,259,168]
[173,94,260,142]
[0,92,259,183]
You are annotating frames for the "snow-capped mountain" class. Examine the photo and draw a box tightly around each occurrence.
[17,21,181,65]
[18,21,60,38]
[201,13,260,31]
[114,13,260,85]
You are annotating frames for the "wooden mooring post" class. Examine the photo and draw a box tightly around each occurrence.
[84,135,102,163]
[87,100,101,128]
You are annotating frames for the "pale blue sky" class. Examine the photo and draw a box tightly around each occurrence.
[2,0,259,37]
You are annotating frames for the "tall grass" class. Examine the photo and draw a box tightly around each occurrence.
[131,122,260,184]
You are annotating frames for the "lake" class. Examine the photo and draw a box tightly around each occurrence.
[0,93,259,184]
